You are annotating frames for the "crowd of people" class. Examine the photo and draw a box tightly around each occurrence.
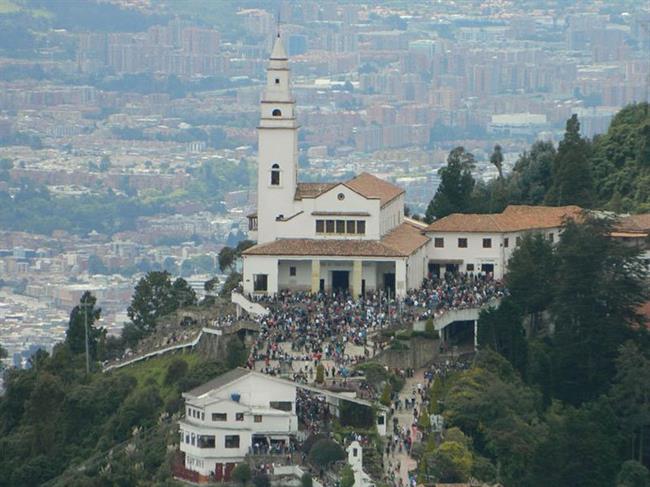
[244,274,504,381]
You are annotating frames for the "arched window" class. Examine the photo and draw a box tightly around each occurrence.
[272,108,282,117]
[271,163,280,186]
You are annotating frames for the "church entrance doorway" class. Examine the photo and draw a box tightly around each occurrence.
[332,271,350,293]
[481,263,494,275]
[428,263,441,278]
[384,273,395,296]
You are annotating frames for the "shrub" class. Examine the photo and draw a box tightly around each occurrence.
[164,358,188,386]
[301,473,313,487]
[340,465,355,487]
[231,463,252,485]
[315,364,325,383]
[308,439,345,467]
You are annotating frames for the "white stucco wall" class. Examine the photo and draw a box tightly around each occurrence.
[379,195,405,236]
[426,227,564,279]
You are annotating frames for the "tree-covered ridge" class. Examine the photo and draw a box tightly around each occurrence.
[427,103,650,220]
[416,215,650,486]
[0,271,251,486]
[591,103,650,212]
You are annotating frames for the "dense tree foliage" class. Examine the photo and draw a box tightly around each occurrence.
[0,182,169,236]
[65,291,105,362]
[427,104,650,218]
[126,271,197,344]
[425,147,476,222]
[429,214,649,487]
[545,114,594,207]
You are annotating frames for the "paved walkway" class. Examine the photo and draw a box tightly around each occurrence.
[384,368,426,487]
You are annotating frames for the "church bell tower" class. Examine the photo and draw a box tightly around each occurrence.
[256,34,299,244]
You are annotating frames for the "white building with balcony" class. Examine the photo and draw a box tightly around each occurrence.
[179,368,298,481]
[178,367,388,482]
[243,35,429,298]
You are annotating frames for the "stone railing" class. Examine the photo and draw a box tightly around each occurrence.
[232,291,270,317]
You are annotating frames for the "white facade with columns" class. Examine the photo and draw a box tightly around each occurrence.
[244,35,429,298]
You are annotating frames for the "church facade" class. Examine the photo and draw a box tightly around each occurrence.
[242,35,429,298]
[242,36,583,297]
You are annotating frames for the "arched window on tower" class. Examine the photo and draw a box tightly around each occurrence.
[272,108,282,117]
[270,164,280,186]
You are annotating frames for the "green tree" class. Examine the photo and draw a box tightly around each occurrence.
[380,383,392,406]
[301,473,313,487]
[527,401,621,487]
[171,277,197,308]
[509,140,555,205]
[226,336,247,369]
[617,460,650,487]
[220,272,242,298]
[423,441,473,483]
[65,291,105,361]
[490,144,504,180]
[127,271,176,337]
[610,342,650,463]
[477,299,528,376]
[315,364,325,384]
[164,358,189,386]
[218,246,237,272]
[340,465,355,487]
[231,463,252,485]
[505,233,556,333]
[204,276,219,293]
[425,147,476,222]
[551,217,647,405]
[545,114,594,207]
[308,439,345,466]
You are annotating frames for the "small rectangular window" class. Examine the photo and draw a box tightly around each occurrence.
[466,263,474,271]
[346,220,356,234]
[483,238,492,248]
[269,401,292,411]
[548,233,554,242]
[275,78,280,84]
[356,220,366,235]
[336,220,345,234]
[198,435,215,448]
[325,220,335,233]
[225,435,240,448]
[253,274,268,291]
[434,237,444,248]
[316,220,324,233]
[236,412,244,421]
[516,236,522,246]
[458,238,468,248]
[271,170,280,186]
[254,415,263,423]
[289,266,296,277]
[504,237,509,248]
[212,413,227,421]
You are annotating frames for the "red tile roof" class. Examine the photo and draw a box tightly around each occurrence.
[243,222,428,258]
[293,173,404,207]
[344,172,405,207]
[616,214,650,234]
[425,205,583,233]
[294,182,337,200]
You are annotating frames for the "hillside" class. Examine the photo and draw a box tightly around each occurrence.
[591,103,650,212]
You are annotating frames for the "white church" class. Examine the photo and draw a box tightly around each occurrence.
[242,35,582,298]
[243,35,430,298]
